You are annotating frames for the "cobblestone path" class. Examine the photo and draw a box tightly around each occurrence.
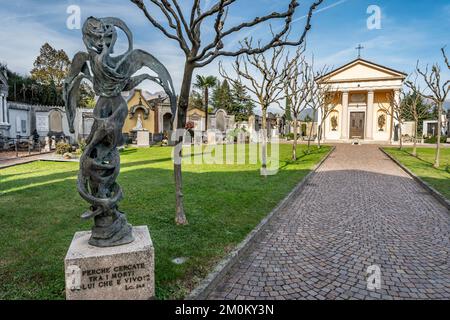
[208,145,449,300]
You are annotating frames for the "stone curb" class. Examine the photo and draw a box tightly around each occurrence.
[379,147,450,211]
[186,146,337,300]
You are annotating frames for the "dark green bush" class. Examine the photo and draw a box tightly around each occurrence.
[285,133,294,140]
[424,136,447,144]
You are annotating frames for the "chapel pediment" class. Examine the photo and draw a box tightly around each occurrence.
[318,58,406,83]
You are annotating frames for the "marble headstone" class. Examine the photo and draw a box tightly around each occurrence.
[136,130,150,147]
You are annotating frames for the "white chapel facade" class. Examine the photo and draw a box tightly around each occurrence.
[317,58,406,143]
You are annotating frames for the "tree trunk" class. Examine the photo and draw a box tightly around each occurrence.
[173,61,195,225]
[292,118,297,161]
[412,117,418,157]
[307,126,311,153]
[204,88,208,131]
[307,110,316,153]
[261,107,268,176]
[434,102,442,168]
[317,122,322,149]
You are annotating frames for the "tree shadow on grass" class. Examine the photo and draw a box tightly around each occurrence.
[0,157,177,194]
[1,166,449,300]
[0,164,312,299]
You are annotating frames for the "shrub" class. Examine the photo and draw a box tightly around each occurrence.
[56,142,72,155]
[78,139,87,153]
[285,133,294,140]
[424,136,447,144]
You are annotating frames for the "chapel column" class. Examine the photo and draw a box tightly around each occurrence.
[366,90,374,139]
[340,91,349,139]
[0,94,4,123]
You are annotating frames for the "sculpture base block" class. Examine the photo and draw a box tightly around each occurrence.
[64,226,154,300]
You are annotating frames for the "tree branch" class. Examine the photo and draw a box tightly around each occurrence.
[193,0,323,67]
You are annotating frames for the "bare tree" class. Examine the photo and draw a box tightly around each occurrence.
[304,61,331,152]
[313,68,338,149]
[283,49,311,160]
[131,0,324,224]
[404,73,431,157]
[413,53,449,168]
[442,47,450,70]
[377,90,408,150]
[220,41,288,174]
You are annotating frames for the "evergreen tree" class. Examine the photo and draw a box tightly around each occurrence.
[212,80,233,111]
[402,92,433,135]
[188,90,203,110]
[230,81,254,121]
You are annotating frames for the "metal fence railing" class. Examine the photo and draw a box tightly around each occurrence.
[0,135,43,158]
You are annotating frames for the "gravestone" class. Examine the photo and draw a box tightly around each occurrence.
[36,115,49,132]
[65,226,154,300]
[136,130,150,147]
[49,110,63,133]
[51,136,56,149]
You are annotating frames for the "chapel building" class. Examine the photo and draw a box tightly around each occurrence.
[317,58,406,143]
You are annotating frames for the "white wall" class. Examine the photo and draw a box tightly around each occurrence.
[9,109,29,136]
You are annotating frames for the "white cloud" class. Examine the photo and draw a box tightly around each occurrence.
[0,15,82,75]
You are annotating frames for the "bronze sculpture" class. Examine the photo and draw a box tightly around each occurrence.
[64,17,176,247]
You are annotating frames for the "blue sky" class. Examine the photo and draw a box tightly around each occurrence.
[0,0,449,104]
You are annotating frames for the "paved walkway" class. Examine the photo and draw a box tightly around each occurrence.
[0,152,57,169]
[208,145,449,300]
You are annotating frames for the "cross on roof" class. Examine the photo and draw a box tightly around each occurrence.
[356,44,364,58]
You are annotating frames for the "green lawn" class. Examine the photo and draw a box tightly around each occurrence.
[383,147,450,200]
[0,144,330,300]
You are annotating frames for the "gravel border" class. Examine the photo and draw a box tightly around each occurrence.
[379,147,450,211]
[186,146,336,300]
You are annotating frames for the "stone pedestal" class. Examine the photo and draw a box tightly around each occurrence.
[136,130,150,147]
[64,226,154,300]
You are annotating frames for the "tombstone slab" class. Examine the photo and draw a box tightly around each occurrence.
[136,130,150,147]
[64,226,154,300]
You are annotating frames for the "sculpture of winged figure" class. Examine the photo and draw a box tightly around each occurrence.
[64,17,177,247]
